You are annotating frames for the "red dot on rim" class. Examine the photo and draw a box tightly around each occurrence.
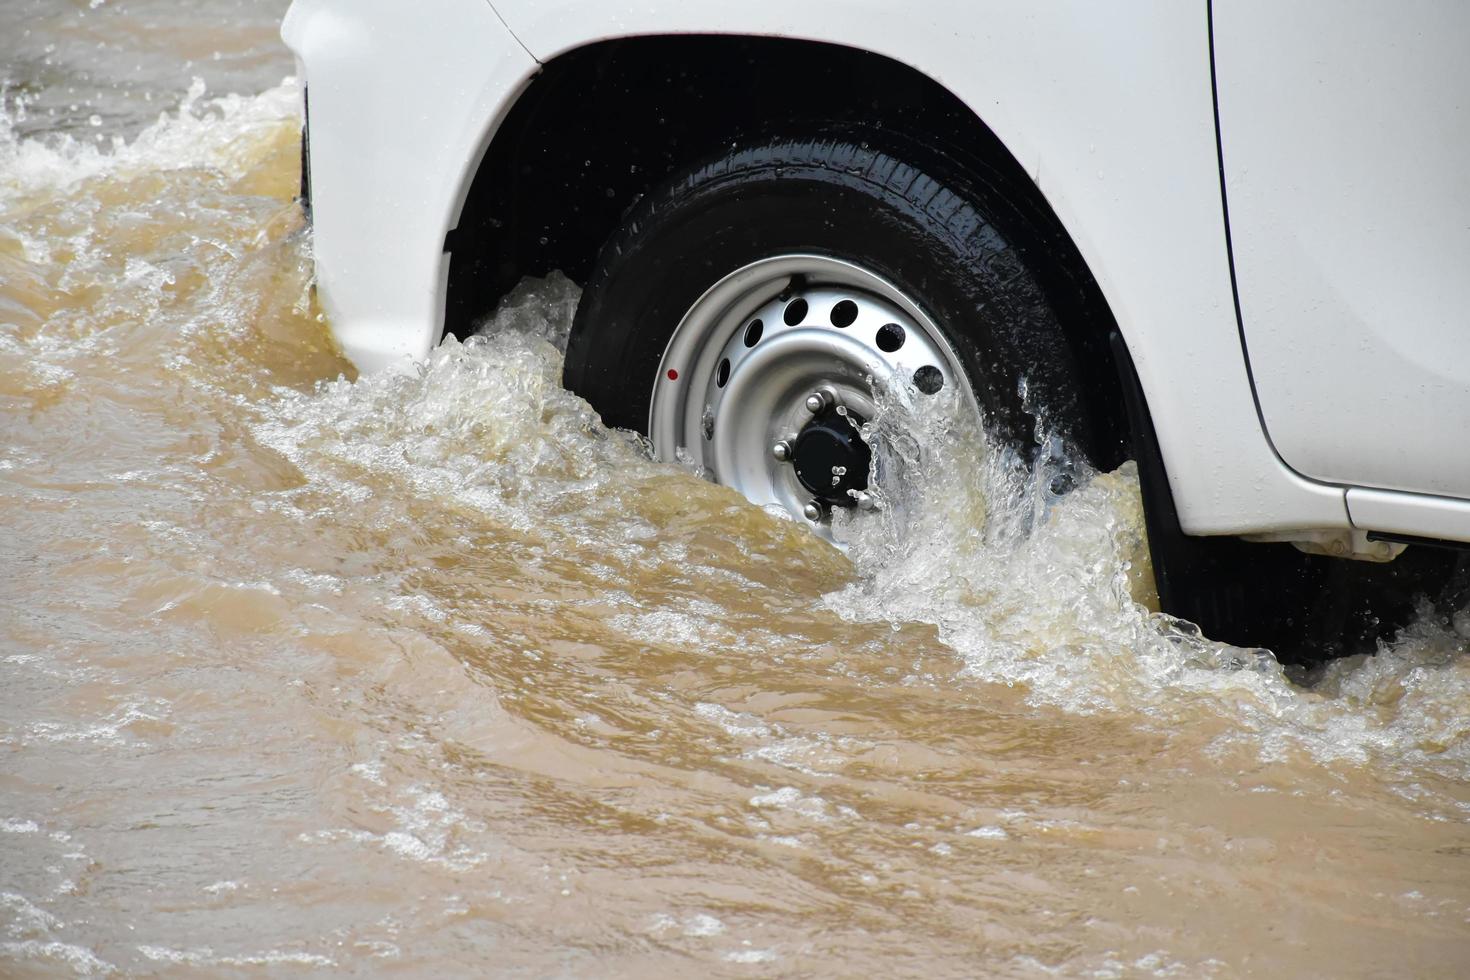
[666,368,679,381]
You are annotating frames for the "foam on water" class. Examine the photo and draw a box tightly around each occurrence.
[820,370,1470,772]
[250,261,1470,777]
[0,76,301,207]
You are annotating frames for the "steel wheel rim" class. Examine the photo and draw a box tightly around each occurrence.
[649,254,976,537]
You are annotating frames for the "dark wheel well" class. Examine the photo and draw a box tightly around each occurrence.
[445,35,1130,471]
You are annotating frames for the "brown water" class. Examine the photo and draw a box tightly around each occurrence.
[4,3,1470,976]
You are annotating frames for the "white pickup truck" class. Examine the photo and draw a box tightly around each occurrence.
[282,0,1470,659]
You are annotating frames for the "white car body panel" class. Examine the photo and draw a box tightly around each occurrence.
[1215,1,1470,501]
[284,0,1469,546]
[281,0,536,371]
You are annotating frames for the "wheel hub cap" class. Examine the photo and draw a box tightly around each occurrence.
[791,405,870,505]
[648,254,975,541]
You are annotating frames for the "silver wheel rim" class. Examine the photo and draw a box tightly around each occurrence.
[649,254,977,538]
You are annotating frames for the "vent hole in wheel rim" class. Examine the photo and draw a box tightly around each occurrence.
[830,299,858,328]
[743,319,763,347]
[876,322,906,352]
[783,298,808,326]
[716,358,731,387]
[913,365,944,394]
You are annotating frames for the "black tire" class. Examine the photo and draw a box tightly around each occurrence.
[564,134,1096,463]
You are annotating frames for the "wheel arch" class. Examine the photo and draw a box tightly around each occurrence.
[445,34,1131,469]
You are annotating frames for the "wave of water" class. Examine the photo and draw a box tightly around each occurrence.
[0,75,301,207]
[249,263,1470,778]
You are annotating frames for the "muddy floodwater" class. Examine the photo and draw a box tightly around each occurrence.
[3,2,1470,977]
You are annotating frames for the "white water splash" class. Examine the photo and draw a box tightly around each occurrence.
[0,76,300,206]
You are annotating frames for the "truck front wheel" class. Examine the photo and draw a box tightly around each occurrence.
[563,134,1094,537]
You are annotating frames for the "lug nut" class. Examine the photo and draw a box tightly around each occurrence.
[852,490,877,511]
[802,500,826,523]
[804,390,832,414]
[771,440,792,462]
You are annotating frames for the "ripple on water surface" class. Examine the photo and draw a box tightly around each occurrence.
[2,48,1470,980]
